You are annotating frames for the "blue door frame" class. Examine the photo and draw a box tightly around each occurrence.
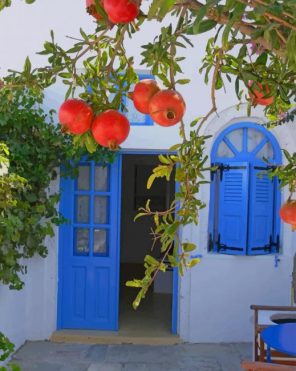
[57,151,179,334]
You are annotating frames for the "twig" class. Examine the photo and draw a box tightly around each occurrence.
[196,49,222,133]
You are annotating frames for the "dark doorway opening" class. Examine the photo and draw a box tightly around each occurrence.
[120,154,175,336]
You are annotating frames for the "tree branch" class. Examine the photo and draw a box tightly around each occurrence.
[179,0,286,58]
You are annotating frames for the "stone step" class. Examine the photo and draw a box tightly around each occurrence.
[50,330,180,346]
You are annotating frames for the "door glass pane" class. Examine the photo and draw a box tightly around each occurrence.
[217,141,235,158]
[226,128,243,152]
[77,165,90,191]
[76,196,90,223]
[94,196,108,224]
[248,128,264,152]
[75,228,89,255]
[95,166,109,192]
[93,229,107,255]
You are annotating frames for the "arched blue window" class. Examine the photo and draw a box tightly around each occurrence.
[208,122,282,256]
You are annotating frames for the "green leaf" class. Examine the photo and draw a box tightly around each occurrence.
[85,133,97,154]
[198,20,217,34]
[188,258,201,268]
[126,279,142,288]
[147,173,157,189]
[191,0,218,34]
[183,243,196,252]
[24,57,31,76]
[176,79,191,85]
[222,3,246,49]
[158,0,175,19]
[159,154,170,164]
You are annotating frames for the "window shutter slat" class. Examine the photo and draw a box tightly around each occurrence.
[216,162,249,255]
[247,166,275,255]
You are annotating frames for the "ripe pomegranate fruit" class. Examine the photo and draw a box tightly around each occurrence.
[279,200,296,231]
[59,99,93,135]
[129,79,160,114]
[148,90,186,127]
[86,0,103,20]
[103,0,139,24]
[92,109,130,149]
[248,81,274,106]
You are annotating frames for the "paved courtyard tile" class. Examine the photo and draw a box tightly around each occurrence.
[12,341,252,371]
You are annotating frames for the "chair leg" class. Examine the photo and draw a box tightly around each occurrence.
[259,335,265,362]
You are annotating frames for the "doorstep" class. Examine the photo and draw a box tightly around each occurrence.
[50,330,181,345]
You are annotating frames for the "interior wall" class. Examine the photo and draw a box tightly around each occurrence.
[121,155,167,264]
[120,154,175,294]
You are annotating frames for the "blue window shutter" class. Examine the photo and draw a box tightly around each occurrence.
[216,162,249,255]
[247,166,275,255]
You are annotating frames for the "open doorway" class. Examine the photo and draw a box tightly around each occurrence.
[120,154,176,336]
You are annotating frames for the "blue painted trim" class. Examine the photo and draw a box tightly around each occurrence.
[57,170,75,329]
[172,179,180,335]
[115,154,122,331]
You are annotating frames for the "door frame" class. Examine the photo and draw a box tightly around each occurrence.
[119,149,179,335]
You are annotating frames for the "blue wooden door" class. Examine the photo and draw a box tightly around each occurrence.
[58,157,121,330]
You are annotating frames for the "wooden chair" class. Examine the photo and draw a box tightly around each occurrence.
[251,305,296,365]
[241,361,296,370]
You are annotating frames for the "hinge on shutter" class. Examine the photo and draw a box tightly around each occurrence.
[216,234,226,251]
[273,234,280,253]
[219,164,231,181]
[254,165,277,171]
[216,234,244,252]
[216,164,247,181]
[251,235,280,252]
[208,233,214,251]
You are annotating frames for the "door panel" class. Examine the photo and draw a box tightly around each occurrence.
[58,157,121,330]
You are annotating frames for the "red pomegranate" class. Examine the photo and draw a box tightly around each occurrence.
[129,79,160,114]
[103,0,139,24]
[148,90,186,127]
[248,81,274,106]
[86,0,103,20]
[59,99,93,135]
[279,200,296,231]
[92,109,130,149]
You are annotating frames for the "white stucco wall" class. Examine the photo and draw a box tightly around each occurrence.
[0,0,295,350]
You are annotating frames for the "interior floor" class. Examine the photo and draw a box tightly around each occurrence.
[119,263,172,337]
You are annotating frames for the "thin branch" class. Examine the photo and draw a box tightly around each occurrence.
[177,0,286,58]
[197,49,222,132]
[237,0,296,32]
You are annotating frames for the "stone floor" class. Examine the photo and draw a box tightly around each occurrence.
[11,341,252,371]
